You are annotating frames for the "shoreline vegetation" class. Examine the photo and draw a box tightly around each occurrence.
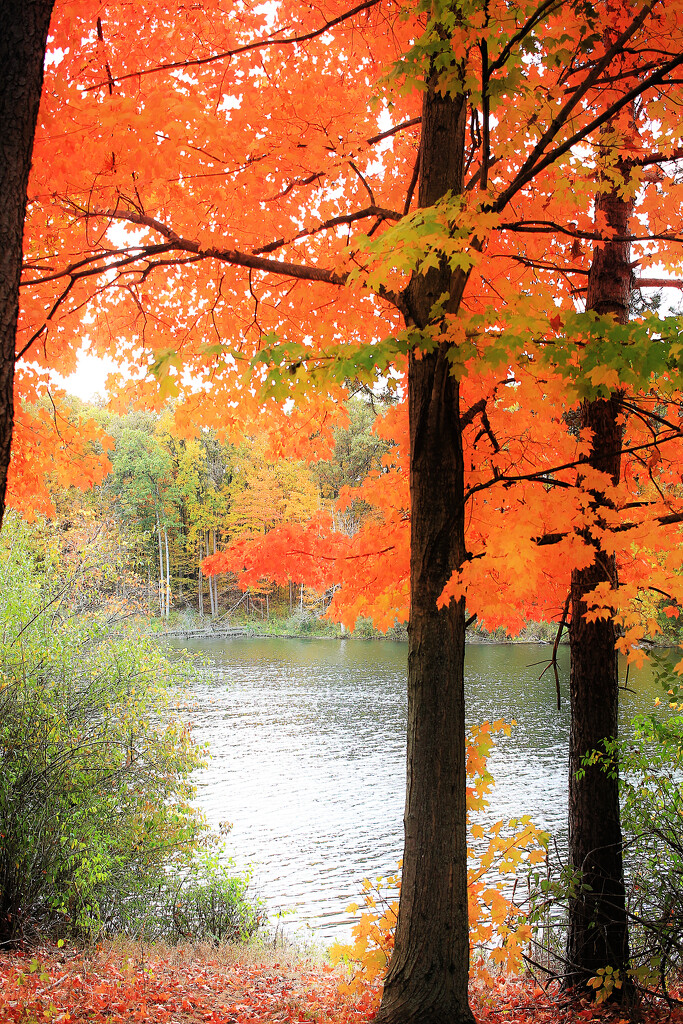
[0,517,265,957]
[152,609,683,649]
[151,608,561,643]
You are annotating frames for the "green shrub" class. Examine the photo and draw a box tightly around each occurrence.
[0,515,261,945]
[385,620,408,642]
[614,654,683,990]
[351,616,377,639]
[165,854,264,944]
[284,611,315,634]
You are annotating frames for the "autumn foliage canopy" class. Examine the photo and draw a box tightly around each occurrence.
[4,0,679,652]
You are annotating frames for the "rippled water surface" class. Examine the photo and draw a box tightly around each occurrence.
[170,636,662,942]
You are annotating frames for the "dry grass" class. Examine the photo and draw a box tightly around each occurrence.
[101,931,328,971]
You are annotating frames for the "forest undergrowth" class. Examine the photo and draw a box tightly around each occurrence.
[3,940,683,1024]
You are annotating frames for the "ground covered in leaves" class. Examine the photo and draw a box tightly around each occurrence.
[1,943,682,1024]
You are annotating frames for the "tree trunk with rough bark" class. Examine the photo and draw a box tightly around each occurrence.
[375,65,475,1024]
[0,1,55,527]
[566,173,632,991]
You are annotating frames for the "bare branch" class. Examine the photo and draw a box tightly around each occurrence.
[20,205,409,347]
[348,161,376,205]
[628,147,683,167]
[488,0,563,75]
[67,207,349,285]
[461,397,500,452]
[480,37,491,191]
[539,591,570,710]
[636,276,683,289]
[498,220,683,246]
[464,434,683,505]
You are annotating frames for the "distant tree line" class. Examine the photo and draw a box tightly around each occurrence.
[44,397,391,622]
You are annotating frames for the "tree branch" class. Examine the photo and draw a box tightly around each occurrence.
[498,220,683,246]
[20,205,410,349]
[252,204,401,256]
[539,591,570,710]
[464,434,683,505]
[488,0,563,74]
[636,277,683,290]
[367,117,421,147]
[494,5,683,212]
[403,148,420,216]
[84,0,384,92]
[461,397,500,452]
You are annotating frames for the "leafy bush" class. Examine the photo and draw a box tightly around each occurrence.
[283,611,315,635]
[165,854,264,944]
[0,516,260,945]
[614,654,683,992]
[385,620,408,642]
[350,616,377,639]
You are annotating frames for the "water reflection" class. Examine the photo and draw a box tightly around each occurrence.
[170,636,665,942]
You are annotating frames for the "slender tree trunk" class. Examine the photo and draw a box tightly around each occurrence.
[207,531,213,615]
[566,166,632,990]
[213,529,219,614]
[0,1,55,529]
[164,525,171,618]
[376,60,474,1024]
[156,512,164,616]
[198,546,204,617]
[205,531,214,615]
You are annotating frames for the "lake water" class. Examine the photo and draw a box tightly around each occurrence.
[171,636,666,944]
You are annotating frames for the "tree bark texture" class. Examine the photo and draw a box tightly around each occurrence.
[566,176,632,988]
[376,69,475,1024]
[0,1,55,528]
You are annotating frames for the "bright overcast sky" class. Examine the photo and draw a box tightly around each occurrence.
[53,350,120,403]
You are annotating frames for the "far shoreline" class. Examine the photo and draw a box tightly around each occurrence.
[152,613,683,651]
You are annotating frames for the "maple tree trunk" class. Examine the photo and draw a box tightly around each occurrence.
[0,0,55,528]
[376,67,474,1024]
[566,179,632,990]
